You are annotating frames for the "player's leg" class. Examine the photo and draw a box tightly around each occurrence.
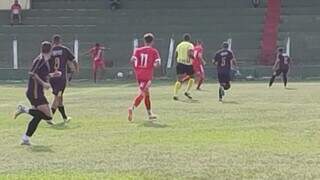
[282,70,288,88]
[173,64,184,100]
[196,67,205,90]
[57,88,71,123]
[142,81,156,120]
[184,65,194,99]
[128,81,145,121]
[217,72,225,101]
[269,70,281,87]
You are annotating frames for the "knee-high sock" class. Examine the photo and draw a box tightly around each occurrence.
[58,106,68,119]
[173,81,182,97]
[185,78,195,93]
[51,108,56,115]
[144,94,151,111]
[269,75,276,87]
[197,78,204,89]
[133,94,144,109]
[29,109,52,120]
[283,73,288,87]
[26,117,42,137]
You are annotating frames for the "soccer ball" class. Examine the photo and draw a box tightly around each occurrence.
[117,72,124,78]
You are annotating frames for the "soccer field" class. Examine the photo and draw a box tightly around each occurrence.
[0,81,320,179]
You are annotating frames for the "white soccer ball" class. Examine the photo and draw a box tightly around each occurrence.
[117,72,124,78]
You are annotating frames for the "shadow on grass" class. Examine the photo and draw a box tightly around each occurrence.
[140,121,169,128]
[48,122,80,130]
[285,87,297,91]
[29,145,54,153]
[222,101,239,104]
[178,99,200,103]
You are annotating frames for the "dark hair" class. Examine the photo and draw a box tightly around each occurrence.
[52,34,61,44]
[183,33,191,41]
[95,43,100,47]
[222,42,229,49]
[278,47,284,53]
[144,33,154,44]
[41,41,52,54]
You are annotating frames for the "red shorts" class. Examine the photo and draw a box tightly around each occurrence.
[137,80,152,92]
[193,65,204,75]
[93,60,105,71]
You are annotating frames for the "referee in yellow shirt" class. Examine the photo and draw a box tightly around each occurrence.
[173,33,195,100]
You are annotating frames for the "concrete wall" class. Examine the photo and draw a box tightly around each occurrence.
[0,0,30,10]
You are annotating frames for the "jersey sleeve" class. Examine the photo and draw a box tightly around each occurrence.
[131,49,139,61]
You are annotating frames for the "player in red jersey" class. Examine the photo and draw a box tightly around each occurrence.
[87,43,107,83]
[128,33,161,122]
[192,40,206,90]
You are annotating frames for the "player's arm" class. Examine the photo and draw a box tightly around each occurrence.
[212,53,218,65]
[154,51,161,68]
[272,57,280,71]
[67,48,80,73]
[188,48,194,60]
[28,71,51,89]
[199,52,206,65]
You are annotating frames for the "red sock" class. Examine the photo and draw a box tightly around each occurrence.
[197,78,203,89]
[144,94,151,111]
[133,94,144,108]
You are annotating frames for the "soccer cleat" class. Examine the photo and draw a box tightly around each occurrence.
[46,120,55,125]
[173,96,179,101]
[63,117,72,124]
[184,92,192,99]
[128,108,133,122]
[14,105,27,119]
[21,139,31,146]
[148,113,157,121]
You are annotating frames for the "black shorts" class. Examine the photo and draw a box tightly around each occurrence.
[275,69,289,76]
[50,78,66,96]
[176,63,194,76]
[26,94,49,107]
[218,70,231,84]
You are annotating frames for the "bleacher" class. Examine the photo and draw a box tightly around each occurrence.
[280,0,320,65]
[0,0,266,78]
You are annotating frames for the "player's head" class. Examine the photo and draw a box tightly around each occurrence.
[41,41,52,54]
[222,42,229,49]
[14,0,19,4]
[183,33,191,42]
[95,43,100,47]
[194,40,203,48]
[278,47,284,53]
[143,33,154,45]
[52,34,62,45]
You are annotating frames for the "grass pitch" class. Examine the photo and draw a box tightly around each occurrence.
[0,81,320,179]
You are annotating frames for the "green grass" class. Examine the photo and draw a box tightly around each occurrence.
[0,81,320,179]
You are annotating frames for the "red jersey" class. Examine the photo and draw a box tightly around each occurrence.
[132,46,160,81]
[89,47,104,61]
[192,45,204,67]
[11,4,21,14]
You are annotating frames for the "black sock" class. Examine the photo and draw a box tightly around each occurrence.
[219,87,222,99]
[51,108,56,115]
[29,109,52,120]
[283,74,287,87]
[58,106,67,119]
[26,117,42,137]
[269,76,276,87]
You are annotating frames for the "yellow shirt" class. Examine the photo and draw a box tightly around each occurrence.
[176,41,194,65]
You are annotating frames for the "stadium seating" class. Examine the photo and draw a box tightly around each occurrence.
[0,0,266,78]
[279,0,320,65]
